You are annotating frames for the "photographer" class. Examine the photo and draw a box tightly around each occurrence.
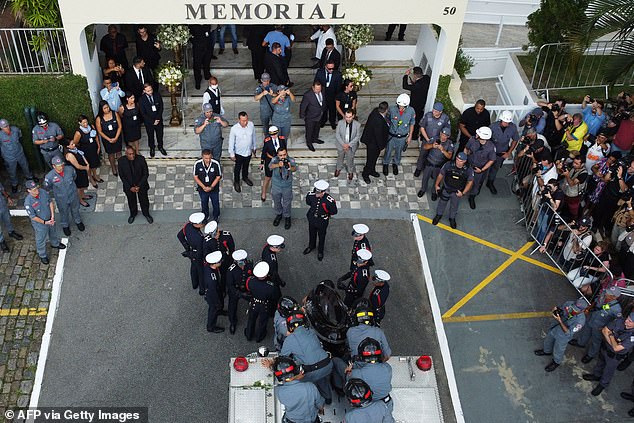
[538,100,567,150]
[558,154,588,220]
[560,113,588,153]
[593,155,634,235]
[611,192,634,247]
[611,111,634,155]
[533,177,563,244]
[269,146,297,229]
[582,95,607,138]
[519,107,546,135]
[585,132,611,173]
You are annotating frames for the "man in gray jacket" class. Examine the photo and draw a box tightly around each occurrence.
[335,109,361,180]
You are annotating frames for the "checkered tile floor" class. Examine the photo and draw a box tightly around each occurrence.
[91,161,430,213]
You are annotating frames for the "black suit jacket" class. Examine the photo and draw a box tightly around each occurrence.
[402,74,431,114]
[263,51,289,86]
[361,108,390,150]
[139,92,164,126]
[299,90,327,122]
[117,154,149,191]
[314,69,343,98]
[318,47,341,70]
[125,66,156,99]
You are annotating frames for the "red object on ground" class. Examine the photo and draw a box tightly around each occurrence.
[234,357,249,372]
[416,355,432,371]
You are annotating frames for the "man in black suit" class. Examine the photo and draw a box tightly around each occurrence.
[245,25,270,81]
[118,146,153,224]
[299,81,327,152]
[314,60,342,129]
[361,102,390,184]
[125,56,156,100]
[263,42,291,87]
[100,25,129,69]
[402,67,431,141]
[189,25,213,90]
[316,38,341,70]
[138,83,167,157]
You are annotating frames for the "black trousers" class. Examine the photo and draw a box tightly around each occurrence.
[124,187,150,217]
[228,291,247,326]
[308,220,329,254]
[206,291,220,330]
[412,109,424,140]
[190,260,205,292]
[250,47,265,80]
[386,24,407,39]
[363,144,383,176]
[233,154,252,182]
[320,95,337,127]
[245,303,270,342]
[192,44,212,86]
[305,119,321,146]
[144,122,164,149]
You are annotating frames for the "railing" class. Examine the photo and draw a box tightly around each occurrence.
[180,46,189,134]
[462,104,535,126]
[0,28,71,74]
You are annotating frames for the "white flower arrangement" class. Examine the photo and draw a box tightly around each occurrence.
[335,25,374,50]
[157,61,183,90]
[342,63,372,91]
[157,25,191,50]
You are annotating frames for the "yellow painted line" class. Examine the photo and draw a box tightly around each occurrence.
[0,307,48,316]
[442,242,534,319]
[443,311,552,323]
[417,214,562,275]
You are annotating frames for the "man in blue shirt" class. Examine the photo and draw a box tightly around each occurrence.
[582,95,607,137]
[262,25,291,57]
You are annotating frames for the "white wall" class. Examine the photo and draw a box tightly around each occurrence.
[413,25,439,75]
[465,0,539,25]
[355,45,416,61]
[500,54,536,106]
[464,47,522,79]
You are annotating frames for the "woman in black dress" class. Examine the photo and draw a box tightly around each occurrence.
[119,93,142,154]
[63,139,92,207]
[95,100,123,176]
[73,114,102,187]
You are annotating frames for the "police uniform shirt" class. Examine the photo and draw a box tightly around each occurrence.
[347,325,392,358]
[489,121,519,154]
[419,111,451,142]
[439,162,474,193]
[281,326,329,366]
[255,83,278,113]
[554,301,586,336]
[25,190,53,223]
[274,379,324,423]
[465,137,496,168]
[369,282,390,311]
[336,90,358,112]
[387,105,416,136]
[350,361,393,400]
[589,295,622,329]
[274,310,288,350]
[32,122,63,150]
[261,136,287,161]
[344,400,392,423]
[193,113,227,144]
[269,156,297,189]
[193,158,222,192]
[177,222,205,261]
[605,318,634,354]
[305,191,338,224]
[44,166,77,200]
[426,138,455,166]
[0,126,25,159]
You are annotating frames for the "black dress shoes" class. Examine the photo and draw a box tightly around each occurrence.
[273,214,283,226]
[284,217,291,230]
[63,227,71,236]
[207,326,225,333]
[149,148,155,158]
[243,177,254,187]
[414,169,421,178]
[77,222,85,231]
[449,218,457,229]
[582,374,600,381]
[432,215,441,225]
[307,143,315,152]
[51,243,66,250]
[234,182,241,193]
[544,361,559,372]
[159,147,167,156]
[363,175,371,184]
[581,355,594,364]
[533,349,552,356]
[128,215,136,224]
[392,164,398,175]
[469,196,476,209]
[144,214,154,224]
[383,165,388,176]
[370,171,380,177]
[317,253,324,261]
[591,384,605,396]
[41,256,49,265]
[314,139,325,144]
[487,182,498,195]
[303,247,313,255]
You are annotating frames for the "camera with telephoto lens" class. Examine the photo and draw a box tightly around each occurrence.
[282,158,290,169]
[551,104,561,113]
[553,307,564,318]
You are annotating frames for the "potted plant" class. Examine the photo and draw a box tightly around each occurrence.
[157,61,184,126]
[342,63,372,92]
[335,24,374,64]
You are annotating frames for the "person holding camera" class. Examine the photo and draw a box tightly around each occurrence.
[611,111,634,155]
[519,107,546,135]
[417,127,454,200]
[561,113,589,153]
[582,95,607,138]
[535,297,587,372]
[558,154,588,220]
[585,132,611,173]
[533,177,564,244]
[100,75,125,114]
[194,103,229,160]
[269,147,297,230]
[593,156,634,235]
[611,194,634,247]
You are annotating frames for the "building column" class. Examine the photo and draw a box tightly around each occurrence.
[64,23,103,114]
[425,23,462,113]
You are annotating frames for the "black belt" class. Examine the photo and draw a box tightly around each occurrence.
[303,356,331,373]
[381,395,392,403]
[40,146,58,152]
[389,133,406,138]
[603,345,627,360]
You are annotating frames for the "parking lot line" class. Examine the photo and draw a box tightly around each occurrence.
[0,307,48,316]
[442,242,534,319]
[442,311,552,323]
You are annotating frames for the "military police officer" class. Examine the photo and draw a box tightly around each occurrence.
[0,182,23,252]
[487,110,519,194]
[0,119,35,193]
[414,102,451,178]
[303,179,338,261]
[383,93,416,176]
[24,180,66,264]
[464,126,496,209]
[433,152,474,229]
[254,73,278,137]
[203,220,235,312]
[417,126,455,200]
[260,125,287,202]
[204,251,225,333]
[262,234,286,313]
[269,146,297,230]
[226,249,253,334]
[32,113,64,169]
[347,299,392,361]
[535,297,587,372]
[194,103,229,158]
[177,212,206,295]
[273,355,324,423]
[274,296,300,351]
[351,338,394,415]
[44,156,85,236]
[369,270,391,324]
[244,261,277,342]
[344,378,394,423]
[338,248,372,307]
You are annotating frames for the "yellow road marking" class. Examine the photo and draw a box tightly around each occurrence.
[417,214,562,275]
[442,242,534,319]
[0,307,48,316]
[443,311,552,323]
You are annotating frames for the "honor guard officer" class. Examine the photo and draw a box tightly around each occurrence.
[583,312,634,396]
[32,113,64,169]
[369,270,391,324]
[274,296,300,351]
[24,180,66,265]
[273,356,325,423]
[44,156,85,236]
[0,182,24,252]
[344,378,394,423]
[303,179,338,261]
[263,234,286,313]
[177,212,206,295]
[463,126,496,209]
[347,299,392,361]
[433,152,474,229]
[203,220,235,312]
[204,251,225,333]
[0,119,35,193]
[348,223,373,272]
[226,249,253,334]
[282,312,334,403]
[417,126,455,200]
[338,249,372,307]
[570,286,622,364]
[487,110,519,194]
[244,261,277,342]
[535,297,587,372]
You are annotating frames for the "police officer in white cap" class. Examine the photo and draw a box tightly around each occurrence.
[177,212,206,295]
[226,249,253,334]
[339,248,372,307]
[244,261,277,342]
[203,220,235,313]
[262,235,286,312]
[304,179,338,261]
[464,126,496,209]
[204,251,225,333]
[369,270,391,324]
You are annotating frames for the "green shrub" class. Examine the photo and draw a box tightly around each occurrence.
[0,74,92,169]
[435,75,461,132]
[526,0,589,50]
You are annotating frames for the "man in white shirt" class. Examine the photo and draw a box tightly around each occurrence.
[309,25,336,60]
[229,111,257,193]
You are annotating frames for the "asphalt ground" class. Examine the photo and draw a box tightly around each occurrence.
[36,209,456,423]
[418,173,634,423]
